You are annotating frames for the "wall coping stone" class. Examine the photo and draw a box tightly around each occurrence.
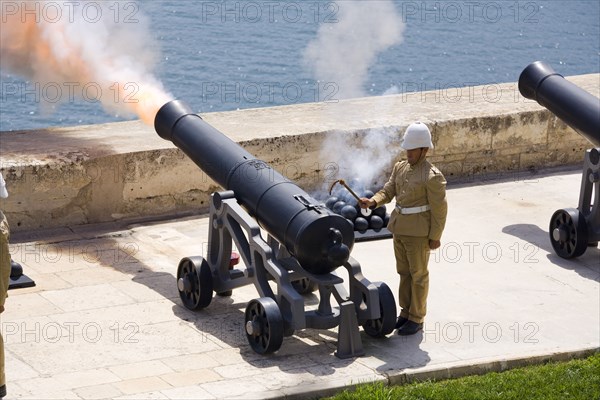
[1,74,598,231]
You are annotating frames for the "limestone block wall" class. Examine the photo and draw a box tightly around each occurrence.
[0,74,597,232]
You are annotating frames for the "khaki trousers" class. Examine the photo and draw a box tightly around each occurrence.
[393,234,430,324]
[0,210,10,386]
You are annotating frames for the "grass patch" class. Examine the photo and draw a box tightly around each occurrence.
[327,353,600,400]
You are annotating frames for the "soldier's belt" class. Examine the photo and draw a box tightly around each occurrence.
[395,204,431,215]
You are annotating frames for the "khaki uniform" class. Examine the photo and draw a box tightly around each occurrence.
[372,158,447,323]
[0,211,10,388]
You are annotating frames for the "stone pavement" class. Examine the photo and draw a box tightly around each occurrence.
[2,167,599,399]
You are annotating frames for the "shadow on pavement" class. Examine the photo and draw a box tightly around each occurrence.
[503,223,600,281]
[9,222,432,377]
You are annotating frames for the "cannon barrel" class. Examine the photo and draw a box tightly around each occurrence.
[155,100,354,275]
[518,61,600,147]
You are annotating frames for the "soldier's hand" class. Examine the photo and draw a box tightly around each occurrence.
[429,240,441,250]
[0,305,4,313]
[358,198,375,209]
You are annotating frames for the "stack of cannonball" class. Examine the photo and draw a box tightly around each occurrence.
[323,188,390,233]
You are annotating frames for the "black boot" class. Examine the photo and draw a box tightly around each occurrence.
[397,320,423,336]
[0,383,7,398]
[395,316,409,329]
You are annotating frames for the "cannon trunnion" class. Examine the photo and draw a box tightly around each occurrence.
[519,61,600,258]
[155,100,396,357]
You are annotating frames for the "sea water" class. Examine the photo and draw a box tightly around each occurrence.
[0,0,598,131]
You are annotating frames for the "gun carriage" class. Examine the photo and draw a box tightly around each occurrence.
[155,100,397,357]
[519,61,600,258]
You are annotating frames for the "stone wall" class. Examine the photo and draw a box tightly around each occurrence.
[1,74,597,232]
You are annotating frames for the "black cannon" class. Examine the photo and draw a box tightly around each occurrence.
[519,61,600,258]
[155,100,396,357]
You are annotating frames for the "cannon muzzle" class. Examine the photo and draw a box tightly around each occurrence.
[154,100,354,275]
[518,61,600,147]
[520,62,600,259]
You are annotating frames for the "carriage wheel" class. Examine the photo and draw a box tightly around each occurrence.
[549,208,588,259]
[291,277,318,294]
[177,256,213,310]
[245,297,284,354]
[362,282,397,337]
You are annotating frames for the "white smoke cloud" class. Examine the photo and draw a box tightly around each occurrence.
[319,100,403,199]
[0,1,172,125]
[303,0,404,100]
[307,1,406,198]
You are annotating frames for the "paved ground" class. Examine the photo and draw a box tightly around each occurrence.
[2,167,599,399]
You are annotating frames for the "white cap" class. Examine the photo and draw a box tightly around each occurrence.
[401,122,434,150]
[0,172,8,198]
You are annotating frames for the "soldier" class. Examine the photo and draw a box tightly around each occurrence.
[359,122,447,335]
[0,172,9,399]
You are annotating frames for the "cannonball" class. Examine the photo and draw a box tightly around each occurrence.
[341,205,358,220]
[345,196,358,207]
[362,189,374,198]
[348,178,362,188]
[10,261,23,278]
[354,217,369,232]
[336,191,349,203]
[369,215,384,230]
[332,200,346,214]
[373,206,387,218]
[325,196,339,210]
[346,197,358,207]
[384,213,390,227]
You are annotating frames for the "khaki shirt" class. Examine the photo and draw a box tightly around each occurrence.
[372,159,447,240]
[1,210,10,308]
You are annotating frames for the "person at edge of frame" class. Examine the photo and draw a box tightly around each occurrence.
[359,122,448,336]
[0,172,10,399]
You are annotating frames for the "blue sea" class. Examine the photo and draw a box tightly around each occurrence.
[0,0,599,131]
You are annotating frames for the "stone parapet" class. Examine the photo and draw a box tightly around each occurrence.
[1,74,597,231]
